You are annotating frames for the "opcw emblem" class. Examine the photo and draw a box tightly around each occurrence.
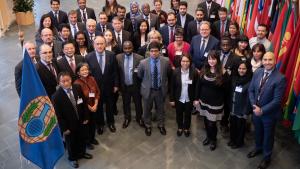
[18,96,57,143]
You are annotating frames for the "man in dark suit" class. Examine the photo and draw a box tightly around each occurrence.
[212,7,230,40]
[112,16,132,51]
[197,0,221,24]
[135,3,160,31]
[57,24,72,43]
[116,5,134,33]
[36,28,63,59]
[48,0,68,30]
[52,72,92,168]
[84,19,101,48]
[96,12,113,34]
[76,0,96,24]
[116,41,144,128]
[68,10,86,39]
[36,44,60,97]
[247,52,286,169]
[159,12,179,48]
[186,7,205,43]
[137,41,172,136]
[14,42,40,97]
[57,41,85,81]
[176,1,194,42]
[190,21,219,70]
[86,36,119,134]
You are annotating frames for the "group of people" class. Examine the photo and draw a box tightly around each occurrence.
[14,0,287,169]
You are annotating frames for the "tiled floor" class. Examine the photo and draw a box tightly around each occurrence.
[0,0,300,169]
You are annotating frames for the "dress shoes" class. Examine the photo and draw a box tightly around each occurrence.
[247,149,262,158]
[184,130,190,137]
[145,127,152,136]
[257,159,271,169]
[158,126,167,135]
[177,129,183,137]
[97,127,104,135]
[69,160,79,168]
[202,138,210,146]
[91,139,99,145]
[86,143,94,150]
[227,141,234,147]
[137,119,145,128]
[82,153,93,159]
[108,124,116,133]
[210,141,217,151]
[122,119,131,128]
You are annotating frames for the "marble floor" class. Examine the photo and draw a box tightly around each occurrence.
[0,0,300,169]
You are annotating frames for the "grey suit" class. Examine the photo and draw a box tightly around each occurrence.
[137,56,171,127]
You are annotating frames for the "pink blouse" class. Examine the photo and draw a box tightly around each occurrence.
[167,42,190,67]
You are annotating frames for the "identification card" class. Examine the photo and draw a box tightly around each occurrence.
[77,98,83,104]
[210,15,216,19]
[186,80,192,84]
[56,55,62,60]
[134,68,138,73]
[89,92,95,98]
[235,86,243,93]
[204,52,208,57]
[175,51,182,56]
[161,49,166,54]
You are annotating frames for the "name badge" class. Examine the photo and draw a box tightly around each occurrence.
[186,80,192,84]
[89,92,95,98]
[204,52,208,57]
[134,68,138,73]
[56,55,62,60]
[161,49,166,54]
[210,15,216,19]
[235,86,243,93]
[77,98,83,104]
[175,51,182,56]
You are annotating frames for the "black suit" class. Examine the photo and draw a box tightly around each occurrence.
[48,10,69,29]
[52,85,88,161]
[116,53,143,121]
[113,30,132,51]
[36,61,59,97]
[176,13,194,41]
[132,32,147,52]
[56,55,85,81]
[76,8,96,23]
[69,22,86,38]
[96,23,113,34]
[186,20,201,43]
[86,50,119,126]
[197,1,221,24]
[84,30,102,50]
[212,19,230,40]
[159,25,180,47]
[122,18,134,33]
[170,67,198,129]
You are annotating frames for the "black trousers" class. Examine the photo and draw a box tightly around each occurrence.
[122,85,143,121]
[221,101,230,127]
[87,111,97,142]
[65,126,86,161]
[96,92,115,127]
[175,101,192,129]
[113,91,119,114]
[229,115,246,146]
[204,117,218,142]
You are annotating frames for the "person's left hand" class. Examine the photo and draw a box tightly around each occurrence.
[253,105,263,116]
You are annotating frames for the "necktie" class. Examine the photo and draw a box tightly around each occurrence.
[207,5,211,17]
[257,72,269,103]
[67,89,79,119]
[153,59,158,89]
[48,63,57,78]
[117,33,121,47]
[145,15,150,26]
[125,55,131,85]
[55,11,59,23]
[200,39,206,57]
[221,21,225,36]
[102,25,106,32]
[82,10,87,23]
[90,33,94,41]
[73,24,77,36]
[197,21,200,32]
[170,27,174,43]
[98,54,104,73]
[69,57,76,73]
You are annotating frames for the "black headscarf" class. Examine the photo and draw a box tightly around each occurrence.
[234,60,253,86]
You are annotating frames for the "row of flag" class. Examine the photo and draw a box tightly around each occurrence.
[218,0,300,143]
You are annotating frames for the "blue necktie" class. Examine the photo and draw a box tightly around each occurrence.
[98,54,103,73]
[125,55,132,85]
[200,39,206,57]
[153,59,158,89]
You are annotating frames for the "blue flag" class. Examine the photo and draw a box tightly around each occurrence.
[18,50,64,169]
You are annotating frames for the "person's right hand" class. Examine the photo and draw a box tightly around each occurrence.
[63,130,71,135]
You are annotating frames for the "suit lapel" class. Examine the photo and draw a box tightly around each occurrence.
[120,54,125,73]
[62,56,73,73]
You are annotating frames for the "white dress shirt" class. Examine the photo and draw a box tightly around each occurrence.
[179,69,190,103]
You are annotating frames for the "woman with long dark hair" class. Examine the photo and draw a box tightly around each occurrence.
[233,34,251,62]
[250,43,266,72]
[35,13,59,44]
[133,19,150,51]
[102,0,119,22]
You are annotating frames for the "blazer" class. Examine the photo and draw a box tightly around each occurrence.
[197,1,221,23]
[116,53,143,91]
[212,19,230,40]
[135,13,160,31]
[52,85,89,133]
[48,10,69,29]
[84,30,102,48]
[137,56,171,98]
[190,35,219,69]
[36,40,63,59]
[151,10,168,25]
[218,51,239,76]
[76,7,97,23]
[96,22,113,33]
[70,22,86,38]
[186,20,200,43]
[56,55,86,81]
[248,68,286,118]
[86,50,119,95]
[176,13,194,41]
[170,67,198,102]
[159,25,180,48]
[132,32,147,52]
[112,30,132,50]
[123,18,134,33]
[36,61,60,97]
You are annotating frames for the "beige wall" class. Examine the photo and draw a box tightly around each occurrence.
[0,0,15,37]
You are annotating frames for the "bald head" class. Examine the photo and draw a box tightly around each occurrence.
[39,44,53,64]
[262,52,276,71]
[24,42,36,58]
[41,28,53,44]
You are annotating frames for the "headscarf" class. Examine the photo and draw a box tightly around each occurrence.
[130,1,141,22]
[234,60,253,86]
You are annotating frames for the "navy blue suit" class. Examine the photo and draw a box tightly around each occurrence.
[248,68,286,160]
[159,25,180,48]
[189,35,219,69]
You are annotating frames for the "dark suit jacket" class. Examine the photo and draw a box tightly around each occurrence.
[84,30,102,49]
[96,23,113,34]
[197,1,221,23]
[76,7,96,23]
[212,19,230,40]
[52,85,89,133]
[112,30,132,50]
[123,18,134,33]
[116,53,143,91]
[133,32,147,52]
[36,40,63,59]
[70,22,86,38]
[48,10,69,29]
[159,25,180,48]
[186,20,200,43]
[190,35,219,69]
[56,55,85,81]
[176,13,194,41]
[86,50,119,96]
[135,13,160,30]
[36,61,59,97]
[248,68,286,118]
[219,51,239,75]
[170,67,198,102]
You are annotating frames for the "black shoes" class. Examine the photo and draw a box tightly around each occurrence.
[184,130,190,137]
[145,127,152,136]
[257,159,271,169]
[158,126,167,135]
[203,138,210,146]
[247,149,263,158]
[97,127,104,135]
[82,153,93,159]
[86,143,94,150]
[177,129,183,137]
[122,119,131,128]
[210,141,217,151]
[108,124,116,133]
[138,119,145,128]
[91,139,99,145]
[69,160,79,168]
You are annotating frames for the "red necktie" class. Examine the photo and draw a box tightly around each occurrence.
[70,58,76,73]
[221,21,225,36]
[170,27,174,43]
